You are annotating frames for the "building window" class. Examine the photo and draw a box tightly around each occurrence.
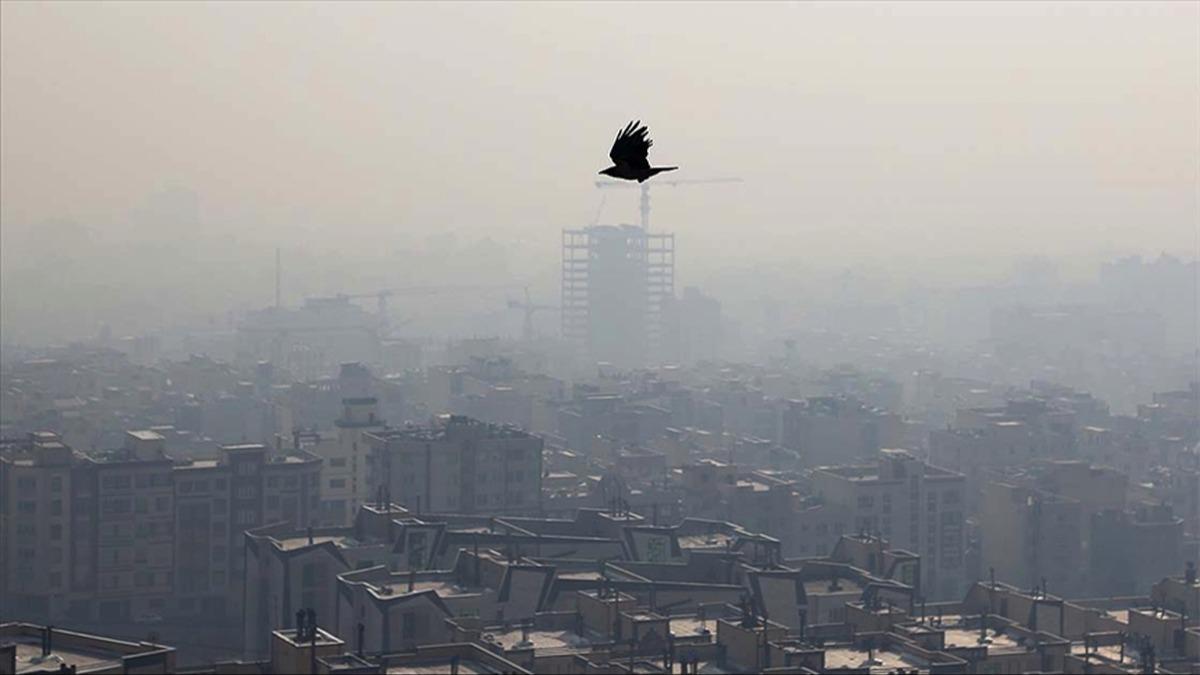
[857,496,874,510]
[50,524,63,540]
[103,498,131,515]
[329,479,346,489]
[17,501,36,515]
[330,458,347,468]
[102,475,131,490]
[50,476,63,492]
[155,496,169,512]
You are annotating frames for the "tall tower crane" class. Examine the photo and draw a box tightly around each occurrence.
[506,287,558,342]
[336,284,525,334]
[593,177,743,230]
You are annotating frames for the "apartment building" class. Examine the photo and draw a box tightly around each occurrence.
[292,397,385,526]
[0,430,321,626]
[979,480,1084,598]
[781,396,905,467]
[811,449,966,600]
[366,415,542,515]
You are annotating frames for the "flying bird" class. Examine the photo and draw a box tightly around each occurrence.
[599,121,677,183]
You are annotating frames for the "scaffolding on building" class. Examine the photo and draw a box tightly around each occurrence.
[562,224,675,369]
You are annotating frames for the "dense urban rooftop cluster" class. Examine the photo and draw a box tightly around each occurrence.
[2,258,1197,672]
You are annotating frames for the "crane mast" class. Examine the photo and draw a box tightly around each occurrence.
[592,177,743,230]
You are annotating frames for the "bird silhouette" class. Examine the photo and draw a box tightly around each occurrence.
[599,121,677,183]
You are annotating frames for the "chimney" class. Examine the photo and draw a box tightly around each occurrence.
[408,569,416,593]
[42,625,53,657]
[295,610,306,638]
[307,526,314,545]
[1186,561,1196,584]
[356,622,365,656]
[307,608,318,675]
[450,655,460,675]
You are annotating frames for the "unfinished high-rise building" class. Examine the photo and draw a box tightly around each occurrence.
[562,224,674,369]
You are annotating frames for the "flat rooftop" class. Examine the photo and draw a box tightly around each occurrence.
[668,616,713,638]
[483,627,592,653]
[368,578,471,599]
[823,645,924,673]
[678,533,733,549]
[388,662,495,674]
[1070,641,1145,666]
[275,535,346,551]
[126,430,165,441]
[942,621,1026,655]
[8,640,120,674]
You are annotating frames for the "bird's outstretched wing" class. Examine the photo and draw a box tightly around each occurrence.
[609,121,652,171]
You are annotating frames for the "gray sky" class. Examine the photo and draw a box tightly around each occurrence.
[2,1,1198,270]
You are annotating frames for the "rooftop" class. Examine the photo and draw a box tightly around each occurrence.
[823,645,924,673]
[369,578,470,599]
[940,618,1027,655]
[0,624,170,675]
[7,640,120,674]
[481,627,591,653]
[387,662,494,675]
[275,535,347,551]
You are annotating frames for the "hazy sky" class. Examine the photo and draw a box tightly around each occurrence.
[2,1,1198,269]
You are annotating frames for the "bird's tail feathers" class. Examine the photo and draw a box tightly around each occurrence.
[654,166,679,173]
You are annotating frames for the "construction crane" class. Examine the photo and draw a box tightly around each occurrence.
[336,284,526,333]
[593,177,743,230]
[506,287,558,342]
